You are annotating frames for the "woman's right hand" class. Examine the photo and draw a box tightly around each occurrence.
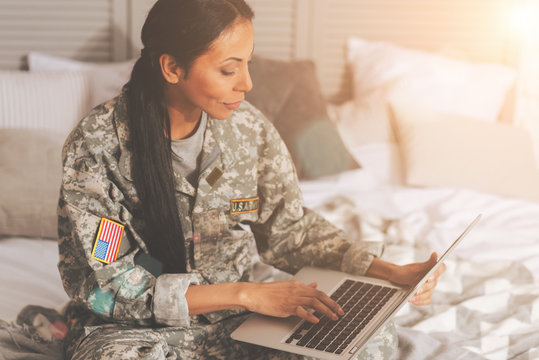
[239,280,344,324]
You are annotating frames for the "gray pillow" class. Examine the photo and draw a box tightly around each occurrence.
[0,129,64,239]
[247,56,360,179]
[245,55,297,122]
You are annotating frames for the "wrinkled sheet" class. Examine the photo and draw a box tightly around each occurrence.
[396,327,487,360]
[301,147,539,360]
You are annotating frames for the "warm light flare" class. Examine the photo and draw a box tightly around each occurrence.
[511,1,539,36]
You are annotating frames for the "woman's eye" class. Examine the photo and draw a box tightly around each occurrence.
[221,70,236,76]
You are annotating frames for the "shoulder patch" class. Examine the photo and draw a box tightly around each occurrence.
[91,218,124,264]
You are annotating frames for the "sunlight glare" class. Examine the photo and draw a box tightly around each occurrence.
[511,1,539,36]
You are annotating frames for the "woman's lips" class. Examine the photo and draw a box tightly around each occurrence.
[223,101,242,110]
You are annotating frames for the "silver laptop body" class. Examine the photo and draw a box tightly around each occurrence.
[231,215,481,360]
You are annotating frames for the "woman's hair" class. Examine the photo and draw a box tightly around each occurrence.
[124,0,254,273]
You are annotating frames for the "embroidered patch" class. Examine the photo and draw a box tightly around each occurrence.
[205,167,223,187]
[230,197,259,215]
[91,218,124,264]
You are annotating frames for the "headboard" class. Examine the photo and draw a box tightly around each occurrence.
[0,0,524,104]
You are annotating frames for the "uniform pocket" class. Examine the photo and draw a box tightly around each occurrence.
[191,209,225,268]
[192,208,255,284]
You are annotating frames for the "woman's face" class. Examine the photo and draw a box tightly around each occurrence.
[168,18,254,120]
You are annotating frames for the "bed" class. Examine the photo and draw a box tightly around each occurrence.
[1,1,539,359]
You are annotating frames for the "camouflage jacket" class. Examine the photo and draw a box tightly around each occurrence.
[57,94,377,329]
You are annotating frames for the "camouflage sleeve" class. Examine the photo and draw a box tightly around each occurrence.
[250,117,376,276]
[58,126,199,328]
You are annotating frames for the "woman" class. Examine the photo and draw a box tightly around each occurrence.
[57,0,445,359]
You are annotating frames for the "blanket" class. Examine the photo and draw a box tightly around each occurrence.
[316,196,539,360]
[0,306,66,360]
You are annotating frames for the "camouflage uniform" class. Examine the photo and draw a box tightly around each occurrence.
[58,94,397,359]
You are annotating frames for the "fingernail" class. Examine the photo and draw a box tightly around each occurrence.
[332,313,338,320]
[338,307,344,315]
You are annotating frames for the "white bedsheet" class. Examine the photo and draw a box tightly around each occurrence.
[0,237,68,321]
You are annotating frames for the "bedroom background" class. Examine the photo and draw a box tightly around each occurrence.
[2,0,539,175]
[1,0,539,359]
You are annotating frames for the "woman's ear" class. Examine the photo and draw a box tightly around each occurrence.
[159,54,183,84]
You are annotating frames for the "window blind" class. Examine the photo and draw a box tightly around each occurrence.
[0,0,114,69]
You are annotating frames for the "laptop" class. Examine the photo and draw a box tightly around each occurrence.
[231,214,481,359]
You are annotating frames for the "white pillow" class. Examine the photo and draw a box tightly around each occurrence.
[28,52,136,109]
[348,142,404,186]
[390,103,539,202]
[327,92,395,148]
[347,37,517,123]
[0,70,89,135]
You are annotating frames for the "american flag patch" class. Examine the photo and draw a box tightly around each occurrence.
[91,218,124,264]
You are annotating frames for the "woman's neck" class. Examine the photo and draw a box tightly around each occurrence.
[167,104,202,140]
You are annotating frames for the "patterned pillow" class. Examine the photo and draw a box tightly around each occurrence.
[247,56,360,179]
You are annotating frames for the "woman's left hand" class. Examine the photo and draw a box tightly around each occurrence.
[388,252,446,306]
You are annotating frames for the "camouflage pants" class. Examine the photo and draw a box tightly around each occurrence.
[67,315,397,360]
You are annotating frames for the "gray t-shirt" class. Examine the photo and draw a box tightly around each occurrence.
[170,112,208,186]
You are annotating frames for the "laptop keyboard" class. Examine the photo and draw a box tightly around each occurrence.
[285,279,397,355]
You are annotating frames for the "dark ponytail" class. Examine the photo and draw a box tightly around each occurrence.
[124,0,254,273]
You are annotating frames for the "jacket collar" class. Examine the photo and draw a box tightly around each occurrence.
[115,97,235,196]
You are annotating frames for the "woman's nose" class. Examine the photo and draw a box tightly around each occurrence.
[236,68,253,93]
